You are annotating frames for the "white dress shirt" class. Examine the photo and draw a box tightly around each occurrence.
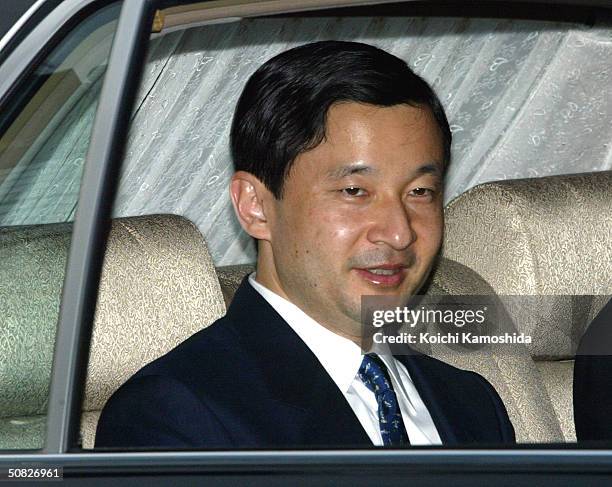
[248,274,442,446]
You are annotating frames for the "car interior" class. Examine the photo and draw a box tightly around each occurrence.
[0,1,611,453]
[1,170,610,449]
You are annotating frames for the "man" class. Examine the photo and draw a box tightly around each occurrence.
[96,41,515,448]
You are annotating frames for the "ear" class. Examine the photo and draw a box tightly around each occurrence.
[230,171,273,241]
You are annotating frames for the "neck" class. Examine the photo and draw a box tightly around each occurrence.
[253,258,365,346]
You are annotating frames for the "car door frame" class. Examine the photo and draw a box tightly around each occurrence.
[1,0,612,483]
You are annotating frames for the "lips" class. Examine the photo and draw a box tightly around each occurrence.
[354,264,407,288]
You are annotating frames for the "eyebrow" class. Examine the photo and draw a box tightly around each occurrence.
[326,163,376,180]
[326,162,442,180]
[416,163,443,177]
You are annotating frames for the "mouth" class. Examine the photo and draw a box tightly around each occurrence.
[353,264,408,288]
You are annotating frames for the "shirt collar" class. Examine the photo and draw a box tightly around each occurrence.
[248,273,363,393]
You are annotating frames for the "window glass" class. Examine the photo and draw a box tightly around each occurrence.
[87,4,612,451]
[0,2,121,450]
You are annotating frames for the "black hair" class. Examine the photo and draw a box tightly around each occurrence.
[230,40,451,199]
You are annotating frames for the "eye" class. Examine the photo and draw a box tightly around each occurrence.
[409,187,434,198]
[341,186,367,197]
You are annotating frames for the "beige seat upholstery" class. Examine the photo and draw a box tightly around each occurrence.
[442,171,612,441]
[422,258,563,443]
[81,215,226,448]
[0,223,71,449]
[0,214,226,450]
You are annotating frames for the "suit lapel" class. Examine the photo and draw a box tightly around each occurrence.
[396,353,473,445]
[225,279,372,447]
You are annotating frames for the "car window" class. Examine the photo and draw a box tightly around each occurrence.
[0,1,121,450]
[80,1,611,453]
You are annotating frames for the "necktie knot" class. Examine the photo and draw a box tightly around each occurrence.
[359,354,409,446]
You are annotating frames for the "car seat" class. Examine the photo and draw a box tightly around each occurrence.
[442,171,612,441]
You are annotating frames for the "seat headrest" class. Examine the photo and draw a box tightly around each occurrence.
[442,171,612,358]
[85,214,226,411]
[0,215,226,418]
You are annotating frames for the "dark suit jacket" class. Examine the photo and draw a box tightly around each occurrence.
[574,298,612,441]
[95,279,515,448]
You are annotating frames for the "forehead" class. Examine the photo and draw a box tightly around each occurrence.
[326,102,438,137]
[291,102,445,178]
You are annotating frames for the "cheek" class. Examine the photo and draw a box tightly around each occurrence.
[319,210,363,243]
[413,211,444,254]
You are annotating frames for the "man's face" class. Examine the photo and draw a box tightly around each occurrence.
[257,102,444,341]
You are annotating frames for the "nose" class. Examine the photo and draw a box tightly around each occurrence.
[366,196,417,251]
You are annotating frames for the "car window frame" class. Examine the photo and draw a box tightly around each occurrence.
[1,0,612,482]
